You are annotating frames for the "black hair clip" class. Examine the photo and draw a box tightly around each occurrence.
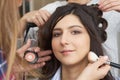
[91,4,99,7]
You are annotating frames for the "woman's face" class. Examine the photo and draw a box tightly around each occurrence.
[52,14,90,66]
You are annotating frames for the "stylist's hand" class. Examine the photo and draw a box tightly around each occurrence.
[19,10,51,37]
[16,39,52,72]
[98,0,120,12]
[77,56,111,80]
[20,9,51,27]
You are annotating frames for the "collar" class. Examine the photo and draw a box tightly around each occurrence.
[51,67,61,80]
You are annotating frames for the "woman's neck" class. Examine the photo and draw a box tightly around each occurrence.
[68,0,91,4]
[61,57,89,80]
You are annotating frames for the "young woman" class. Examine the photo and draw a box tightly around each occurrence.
[38,3,115,80]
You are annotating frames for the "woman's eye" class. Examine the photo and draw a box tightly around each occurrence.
[71,30,81,35]
[52,32,61,37]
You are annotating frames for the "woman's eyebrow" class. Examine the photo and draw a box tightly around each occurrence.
[68,25,83,29]
[53,25,83,31]
[53,28,61,31]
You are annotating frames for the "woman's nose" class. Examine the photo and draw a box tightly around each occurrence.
[60,34,69,46]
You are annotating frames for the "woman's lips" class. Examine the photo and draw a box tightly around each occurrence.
[60,50,75,55]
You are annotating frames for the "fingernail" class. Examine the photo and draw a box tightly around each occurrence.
[42,62,45,65]
[27,39,31,44]
[104,56,108,60]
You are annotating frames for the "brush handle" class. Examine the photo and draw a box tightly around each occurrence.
[27,22,37,28]
[109,62,120,69]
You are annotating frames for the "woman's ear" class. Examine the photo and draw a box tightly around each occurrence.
[18,0,23,7]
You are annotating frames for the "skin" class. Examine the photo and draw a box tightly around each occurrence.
[52,14,90,80]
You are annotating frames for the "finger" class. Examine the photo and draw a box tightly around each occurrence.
[44,10,51,18]
[36,10,51,27]
[36,14,45,26]
[39,9,51,18]
[34,47,41,52]
[36,10,46,26]
[26,17,33,23]
[32,16,41,27]
[99,0,110,9]
[17,39,31,57]
[25,12,36,22]
[104,5,120,12]
[99,64,111,70]
[94,56,108,68]
[98,0,106,5]
[42,10,51,21]
[38,50,52,57]
[22,39,31,50]
[99,56,102,58]
[38,10,49,22]
[101,2,120,11]
[98,64,111,78]
[99,0,118,9]
[38,56,51,63]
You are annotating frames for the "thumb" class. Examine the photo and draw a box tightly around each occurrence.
[17,39,31,57]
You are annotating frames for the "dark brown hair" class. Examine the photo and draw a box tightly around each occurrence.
[38,3,114,80]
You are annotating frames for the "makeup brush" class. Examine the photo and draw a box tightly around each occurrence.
[88,51,120,69]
